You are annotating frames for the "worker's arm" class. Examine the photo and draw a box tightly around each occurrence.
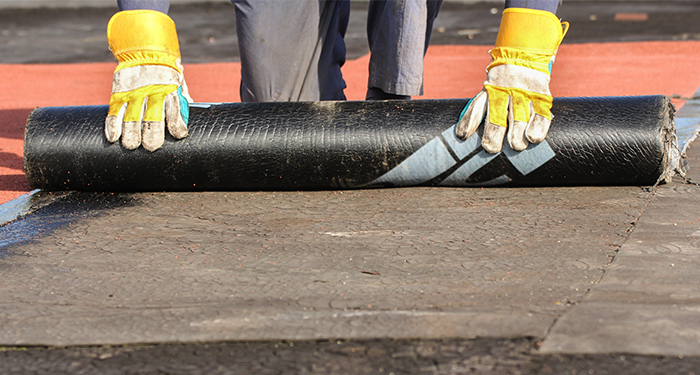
[455,1,568,153]
[105,0,191,152]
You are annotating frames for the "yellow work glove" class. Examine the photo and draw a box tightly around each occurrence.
[455,8,568,153]
[105,10,191,152]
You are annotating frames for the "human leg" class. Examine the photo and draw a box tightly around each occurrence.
[231,0,349,102]
[366,0,443,100]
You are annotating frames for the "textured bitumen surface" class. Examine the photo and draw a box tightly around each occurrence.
[2,1,700,374]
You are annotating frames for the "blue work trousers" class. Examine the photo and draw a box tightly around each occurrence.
[230,0,443,102]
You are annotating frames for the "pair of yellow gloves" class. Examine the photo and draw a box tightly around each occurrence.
[105,8,567,153]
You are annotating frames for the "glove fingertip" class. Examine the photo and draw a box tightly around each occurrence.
[526,114,552,144]
[165,90,189,140]
[482,122,506,154]
[105,102,128,143]
[122,140,140,150]
[169,117,189,140]
[455,92,487,140]
[142,120,165,152]
[507,120,529,151]
[454,115,472,139]
[105,115,121,143]
[121,120,142,150]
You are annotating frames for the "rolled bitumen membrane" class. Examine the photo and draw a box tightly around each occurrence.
[24,96,680,191]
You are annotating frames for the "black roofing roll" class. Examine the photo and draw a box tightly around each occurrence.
[24,96,679,191]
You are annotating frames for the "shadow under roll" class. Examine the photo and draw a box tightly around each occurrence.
[23,96,680,191]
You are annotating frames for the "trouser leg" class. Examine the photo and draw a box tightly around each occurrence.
[505,0,561,14]
[117,0,169,13]
[231,0,349,102]
[366,0,443,99]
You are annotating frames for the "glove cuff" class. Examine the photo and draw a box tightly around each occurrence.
[488,8,569,75]
[495,8,568,53]
[107,10,182,72]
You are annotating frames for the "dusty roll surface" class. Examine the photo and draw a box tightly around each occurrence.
[24,96,676,191]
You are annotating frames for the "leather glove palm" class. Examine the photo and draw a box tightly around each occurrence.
[106,10,191,151]
[456,8,568,153]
